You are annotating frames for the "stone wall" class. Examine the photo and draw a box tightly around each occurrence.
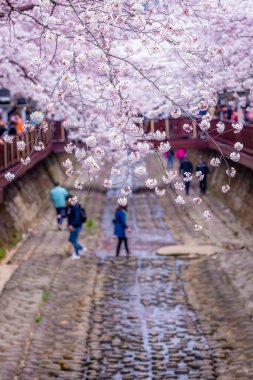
[0,154,67,248]
[189,149,253,231]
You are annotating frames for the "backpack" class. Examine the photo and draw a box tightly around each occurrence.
[79,206,87,224]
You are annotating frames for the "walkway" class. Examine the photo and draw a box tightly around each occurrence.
[0,190,253,379]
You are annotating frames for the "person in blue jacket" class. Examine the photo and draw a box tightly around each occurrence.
[113,205,130,257]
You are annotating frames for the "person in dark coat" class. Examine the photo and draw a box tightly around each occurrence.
[66,194,85,259]
[196,156,209,195]
[0,117,6,138]
[180,154,193,195]
[8,120,17,135]
[113,205,130,257]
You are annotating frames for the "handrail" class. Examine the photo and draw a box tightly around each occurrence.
[0,125,53,173]
[0,117,253,177]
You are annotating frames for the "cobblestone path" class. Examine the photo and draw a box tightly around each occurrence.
[83,257,217,380]
[1,192,253,379]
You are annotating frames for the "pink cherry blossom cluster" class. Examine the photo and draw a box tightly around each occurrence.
[0,0,248,229]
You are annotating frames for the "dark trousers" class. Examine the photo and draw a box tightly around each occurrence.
[185,181,190,195]
[56,207,66,225]
[200,179,207,194]
[116,237,129,257]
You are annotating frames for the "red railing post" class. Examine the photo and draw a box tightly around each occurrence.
[4,142,8,170]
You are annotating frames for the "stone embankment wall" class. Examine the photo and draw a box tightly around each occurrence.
[190,149,253,231]
[0,154,67,249]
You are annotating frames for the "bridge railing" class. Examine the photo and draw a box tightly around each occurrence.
[1,116,253,175]
[145,117,253,154]
[0,125,52,173]
[145,117,198,139]
[209,120,253,155]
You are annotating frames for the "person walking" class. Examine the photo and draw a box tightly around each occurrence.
[0,117,6,138]
[180,154,193,195]
[113,205,130,257]
[50,182,68,230]
[15,114,24,134]
[8,119,17,135]
[167,150,175,169]
[66,194,86,259]
[196,156,209,195]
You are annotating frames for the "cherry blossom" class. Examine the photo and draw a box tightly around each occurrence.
[210,158,221,167]
[174,182,185,192]
[30,112,44,124]
[175,195,185,205]
[21,157,31,165]
[232,123,243,134]
[3,136,14,144]
[117,197,127,207]
[221,185,230,193]
[135,166,146,176]
[196,171,205,181]
[17,141,26,151]
[0,0,249,230]
[155,187,166,197]
[194,224,203,232]
[163,171,177,184]
[230,152,240,162]
[121,187,131,196]
[34,142,45,151]
[69,196,78,205]
[153,131,166,141]
[216,122,225,134]
[74,180,84,190]
[145,179,158,190]
[183,172,192,182]
[129,152,141,163]
[86,136,97,148]
[104,179,112,188]
[158,142,171,154]
[182,124,193,133]
[234,142,243,152]
[4,172,15,182]
[226,167,236,178]
[75,148,86,161]
[111,168,121,176]
[137,142,150,155]
[203,210,212,220]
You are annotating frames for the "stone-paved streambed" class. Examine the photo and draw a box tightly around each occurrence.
[83,256,217,380]
[1,191,253,379]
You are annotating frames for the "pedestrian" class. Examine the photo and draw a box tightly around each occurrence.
[231,106,238,122]
[50,182,68,230]
[15,113,24,134]
[0,117,6,138]
[176,148,186,164]
[113,205,130,257]
[167,150,175,169]
[8,119,17,135]
[196,156,209,195]
[66,194,87,259]
[226,106,232,120]
[180,154,193,195]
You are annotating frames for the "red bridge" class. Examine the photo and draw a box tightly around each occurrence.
[145,117,253,169]
[0,118,252,202]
